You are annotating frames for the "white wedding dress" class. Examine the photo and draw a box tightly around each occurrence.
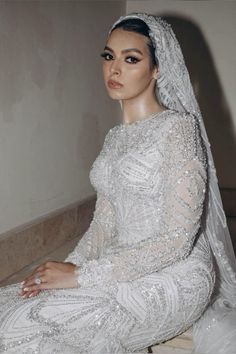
[0,109,216,353]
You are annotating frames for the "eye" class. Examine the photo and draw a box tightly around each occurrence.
[100,52,140,64]
[126,56,140,64]
[100,52,113,61]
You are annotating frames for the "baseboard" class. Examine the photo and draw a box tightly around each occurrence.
[0,195,96,282]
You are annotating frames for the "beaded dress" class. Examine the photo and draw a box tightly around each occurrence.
[0,109,216,353]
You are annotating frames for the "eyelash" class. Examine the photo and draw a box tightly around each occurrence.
[100,52,140,64]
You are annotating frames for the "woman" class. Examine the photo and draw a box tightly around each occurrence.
[0,12,236,354]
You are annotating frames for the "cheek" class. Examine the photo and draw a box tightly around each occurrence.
[124,65,152,89]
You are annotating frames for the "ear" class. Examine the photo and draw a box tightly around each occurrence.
[152,66,160,80]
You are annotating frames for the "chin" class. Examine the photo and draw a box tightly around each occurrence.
[106,91,124,100]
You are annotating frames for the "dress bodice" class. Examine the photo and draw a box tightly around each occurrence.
[89,109,207,245]
[66,108,212,289]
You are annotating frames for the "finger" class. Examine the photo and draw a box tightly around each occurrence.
[22,275,46,292]
[27,290,41,298]
[22,280,56,292]
[21,264,47,285]
[22,284,42,292]
[21,291,39,299]
[19,287,40,297]
[22,272,44,288]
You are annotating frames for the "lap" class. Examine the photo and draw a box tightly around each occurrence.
[120,257,215,351]
[0,254,215,353]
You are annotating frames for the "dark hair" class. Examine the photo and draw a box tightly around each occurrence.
[111,18,158,68]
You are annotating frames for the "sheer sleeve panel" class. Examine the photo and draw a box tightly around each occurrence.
[65,192,116,266]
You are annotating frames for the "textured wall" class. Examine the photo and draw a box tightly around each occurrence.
[127,0,236,188]
[0,1,125,234]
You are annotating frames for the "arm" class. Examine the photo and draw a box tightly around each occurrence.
[65,192,116,265]
[20,129,118,298]
[75,113,208,288]
[20,192,116,298]
[65,128,116,266]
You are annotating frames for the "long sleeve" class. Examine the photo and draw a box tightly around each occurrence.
[76,113,208,288]
[65,192,116,266]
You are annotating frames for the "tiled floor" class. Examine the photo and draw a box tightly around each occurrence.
[1,235,193,354]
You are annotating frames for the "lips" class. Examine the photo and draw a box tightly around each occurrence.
[108,79,123,89]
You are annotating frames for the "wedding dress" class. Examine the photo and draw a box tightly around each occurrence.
[0,109,215,353]
[0,12,236,354]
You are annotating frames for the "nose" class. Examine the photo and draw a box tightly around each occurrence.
[109,59,121,76]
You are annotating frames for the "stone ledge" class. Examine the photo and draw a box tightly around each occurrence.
[0,195,96,282]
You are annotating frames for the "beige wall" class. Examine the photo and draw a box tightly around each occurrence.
[0,0,234,236]
[0,1,125,234]
[127,0,236,188]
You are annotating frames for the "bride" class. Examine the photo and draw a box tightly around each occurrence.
[0,12,236,354]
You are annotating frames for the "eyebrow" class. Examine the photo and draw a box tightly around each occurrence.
[103,45,143,55]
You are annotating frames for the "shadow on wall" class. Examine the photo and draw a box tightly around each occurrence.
[157,13,236,190]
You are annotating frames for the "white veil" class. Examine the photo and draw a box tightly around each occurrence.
[109,13,236,354]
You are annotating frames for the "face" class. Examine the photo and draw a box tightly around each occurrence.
[101,28,158,101]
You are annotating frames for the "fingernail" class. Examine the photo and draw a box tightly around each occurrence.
[29,293,34,298]
[23,287,29,291]
[23,294,27,298]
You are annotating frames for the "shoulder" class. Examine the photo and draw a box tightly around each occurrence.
[173,112,207,166]
[101,125,120,152]
[141,109,198,133]
[156,109,202,144]
[165,110,199,132]
[104,124,121,142]
[145,109,199,145]
[155,110,207,165]
[102,110,200,146]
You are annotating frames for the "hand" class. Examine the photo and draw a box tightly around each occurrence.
[19,261,78,299]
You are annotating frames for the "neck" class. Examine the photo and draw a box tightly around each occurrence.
[120,87,164,125]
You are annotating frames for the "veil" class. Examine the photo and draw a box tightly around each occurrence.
[109,13,236,354]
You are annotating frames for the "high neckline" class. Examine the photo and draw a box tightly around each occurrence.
[120,109,170,127]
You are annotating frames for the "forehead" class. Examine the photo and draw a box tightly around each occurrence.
[106,28,150,53]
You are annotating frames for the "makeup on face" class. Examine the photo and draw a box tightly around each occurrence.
[101,29,156,101]
[100,45,143,66]
[107,79,123,89]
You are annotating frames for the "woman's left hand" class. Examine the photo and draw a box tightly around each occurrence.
[19,261,78,298]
